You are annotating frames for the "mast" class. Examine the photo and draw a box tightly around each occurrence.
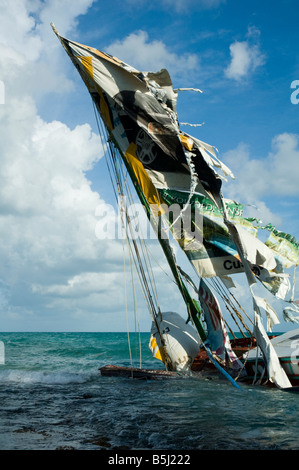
[109,134,207,342]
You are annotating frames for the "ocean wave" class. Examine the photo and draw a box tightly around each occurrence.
[0,369,98,385]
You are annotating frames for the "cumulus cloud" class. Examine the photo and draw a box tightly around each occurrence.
[0,0,136,331]
[0,0,185,331]
[107,30,199,78]
[225,27,266,81]
[0,93,115,327]
[222,133,299,225]
[0,0,98,102]
[0,0,43,63]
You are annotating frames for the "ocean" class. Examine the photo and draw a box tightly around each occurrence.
[0,332,298,453]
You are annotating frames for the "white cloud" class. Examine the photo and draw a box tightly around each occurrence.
[0,0,136,331]
[222,133,299,225]
[126,0,226,12]
[0,0,186,332]
[107,31,199,77]
[267,133,299,195]
[0,92,114,319]
[0,1,188,332]
[0,0,98,102]
[225,27,265,81]
[0,0,43,62]
[38,0,95,37]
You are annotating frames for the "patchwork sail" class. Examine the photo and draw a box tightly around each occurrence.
[53,24,299,390]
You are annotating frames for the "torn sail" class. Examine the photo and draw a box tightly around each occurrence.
[52,25,283,285]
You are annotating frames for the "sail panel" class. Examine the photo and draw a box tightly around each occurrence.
[158,188,279,278]
[124,142,164,210]
[254,296,280,332]
[257,267,291,300]
[54,30,232,204]
[252,309,292,388]
[265,228,299,268]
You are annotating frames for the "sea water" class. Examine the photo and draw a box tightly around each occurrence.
[0,332,298,451]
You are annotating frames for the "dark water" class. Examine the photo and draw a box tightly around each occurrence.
[0,332,298,451]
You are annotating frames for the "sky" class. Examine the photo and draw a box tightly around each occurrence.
[0,0,298,332]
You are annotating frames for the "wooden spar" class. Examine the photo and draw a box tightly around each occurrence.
[100,364,179,380]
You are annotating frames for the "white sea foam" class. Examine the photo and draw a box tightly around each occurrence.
[0,369,97,385]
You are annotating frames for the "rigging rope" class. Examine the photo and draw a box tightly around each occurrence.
[92,101,146,366]
[126,231,142,368]
[122,237,133,369]
[92,99,172,368]
[213,277,253,337]
[92,96,253,375]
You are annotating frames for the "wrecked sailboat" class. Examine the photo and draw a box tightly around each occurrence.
[52,24,299,390]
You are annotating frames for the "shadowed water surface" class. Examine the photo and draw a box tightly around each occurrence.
[0,332,298,450]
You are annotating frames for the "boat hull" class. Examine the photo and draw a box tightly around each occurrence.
[192,334,299,387]
[245,356,299,386]
[243,329,299,386]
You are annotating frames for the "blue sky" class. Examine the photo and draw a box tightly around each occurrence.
[0,0,298,332]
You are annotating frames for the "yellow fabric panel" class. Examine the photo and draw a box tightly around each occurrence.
[79,55,93,79]
[179,134,194,151]
[124,143,165,214]
[150,337,163,362]
[78,55,113,131]
[151,338,166,363]
[95,85,114,131]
